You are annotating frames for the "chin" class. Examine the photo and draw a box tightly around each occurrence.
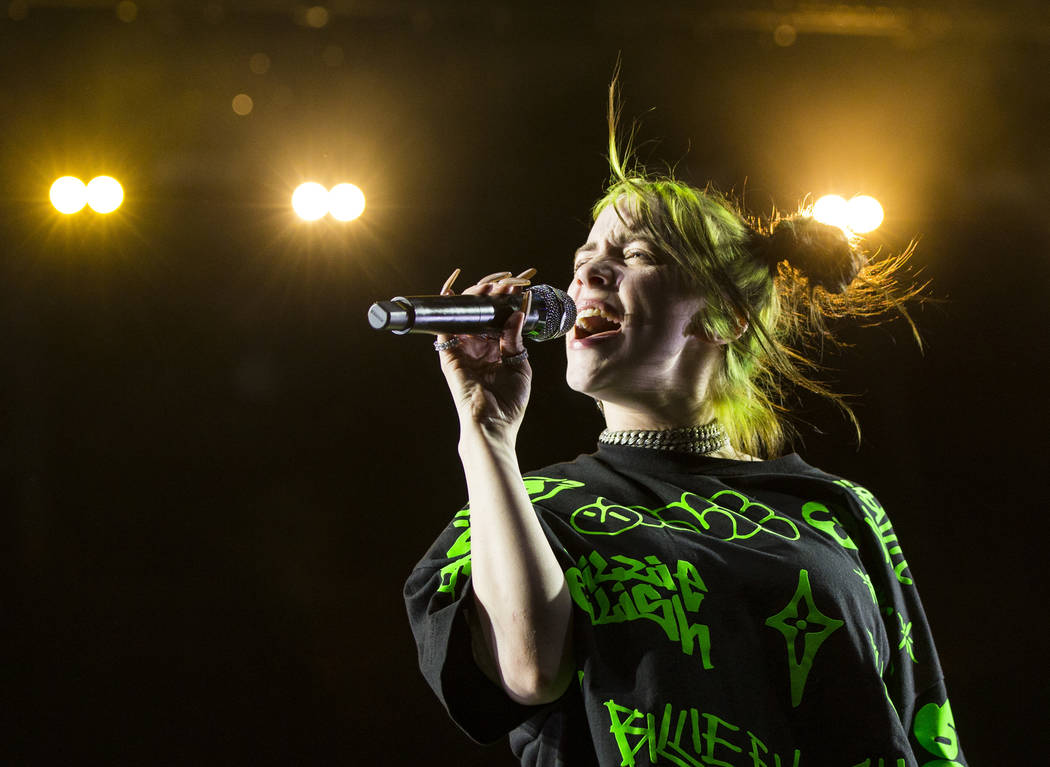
[565,363,597,397]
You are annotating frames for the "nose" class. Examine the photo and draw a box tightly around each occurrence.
[574,254,619,290]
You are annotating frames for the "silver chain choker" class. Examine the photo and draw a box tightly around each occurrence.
[598,421,729,455]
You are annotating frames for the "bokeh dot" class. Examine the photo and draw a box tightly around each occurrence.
[773,24,797,47]
[232,93,254,116]
[305,6,329,28]
[249,52,271,75]
[116,1,137,23]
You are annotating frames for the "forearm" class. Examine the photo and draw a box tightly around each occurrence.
[458,423,573,705]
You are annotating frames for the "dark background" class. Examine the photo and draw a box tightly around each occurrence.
[4,1,1048,764]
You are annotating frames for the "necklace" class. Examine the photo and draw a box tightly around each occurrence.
[598,421,729,455]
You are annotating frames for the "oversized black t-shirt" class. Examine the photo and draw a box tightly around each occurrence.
[404,445,965,766]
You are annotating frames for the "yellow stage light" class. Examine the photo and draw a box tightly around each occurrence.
[846,195,884,233]
[813,194,849,230]
[50,176,88,214]
[813,194,884,234]
[292,182,329,221]
[86,176,124,213]
[328,183,366,221]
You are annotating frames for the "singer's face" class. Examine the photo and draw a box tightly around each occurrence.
[565,201,723,406]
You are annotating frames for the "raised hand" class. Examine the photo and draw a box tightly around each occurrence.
[435,267,536,438]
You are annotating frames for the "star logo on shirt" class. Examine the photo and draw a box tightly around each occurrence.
[765,568,844,707]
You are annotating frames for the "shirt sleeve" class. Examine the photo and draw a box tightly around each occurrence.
[402,504,541,744]
[834,479,968,766]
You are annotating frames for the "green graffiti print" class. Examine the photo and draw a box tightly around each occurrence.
[834,480,913,586]
[655,490,801,543]
[896,612,917,663]
[866,629,882,672]
[570,490,801,544]
[570,496,647,536]
[854,568,879,607]
[914,699,962,765]
[866,630,900,719]
[765,569,845,707]
[437,507,472,597]
[522,476,586,503]
[604,699,801,767]
[566,551,713,667]
[802,500,859,550]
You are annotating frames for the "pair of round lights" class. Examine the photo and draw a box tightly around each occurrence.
[812,194,884,234]
[50,176,124,214]
[291,182,366,222]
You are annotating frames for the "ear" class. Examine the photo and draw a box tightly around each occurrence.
[687,309,749,345]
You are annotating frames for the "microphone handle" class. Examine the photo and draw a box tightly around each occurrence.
[368,293,537,336]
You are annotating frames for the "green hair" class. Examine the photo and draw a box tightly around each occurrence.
[594,78,924,457]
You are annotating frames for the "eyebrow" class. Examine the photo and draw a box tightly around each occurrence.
[571,233,653,265]
[572,242,597,262]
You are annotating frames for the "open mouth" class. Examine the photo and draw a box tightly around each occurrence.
[574,307,623,340]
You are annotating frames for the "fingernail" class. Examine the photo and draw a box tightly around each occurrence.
[523,291,533,315]
[441,267,461,295]
[516,268,537,280]
[496,277,532,287]
[480,271,513,284]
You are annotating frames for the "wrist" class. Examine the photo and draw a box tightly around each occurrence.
[458,420,519,456]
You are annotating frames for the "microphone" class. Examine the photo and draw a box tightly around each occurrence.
[367,284,577,342]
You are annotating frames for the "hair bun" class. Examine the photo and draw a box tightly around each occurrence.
[763,217,866,294]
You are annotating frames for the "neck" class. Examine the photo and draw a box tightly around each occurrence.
[599,398,715,432]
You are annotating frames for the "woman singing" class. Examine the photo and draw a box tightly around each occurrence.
[404,93,966,766]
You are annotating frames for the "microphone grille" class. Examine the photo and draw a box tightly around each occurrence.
[527,285,577,342]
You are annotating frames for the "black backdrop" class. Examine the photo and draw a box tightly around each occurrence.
[4,2,1048,764]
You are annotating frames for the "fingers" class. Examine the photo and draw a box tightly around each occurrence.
[479,270,512,285]
[440,268,461,295]
[499,289,531,362]
[461,268,537,296]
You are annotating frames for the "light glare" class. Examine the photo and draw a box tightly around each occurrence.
[292,182,330,221]
[814,193,884,234]
[50,176,88,214]
[328,183,366,221]
[86,176,124,213]
[846,195,884,233]
[813,195,849,230]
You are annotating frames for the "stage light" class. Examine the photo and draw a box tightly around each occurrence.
[328,183,366,221]
[813,195,849,230]
[292,182,329,221]
[846,195,884,233]
[50,176,88,214]
[86,176,124,213]
[813,194,884,234]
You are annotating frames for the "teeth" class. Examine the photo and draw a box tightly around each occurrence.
[575,307,620,323]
